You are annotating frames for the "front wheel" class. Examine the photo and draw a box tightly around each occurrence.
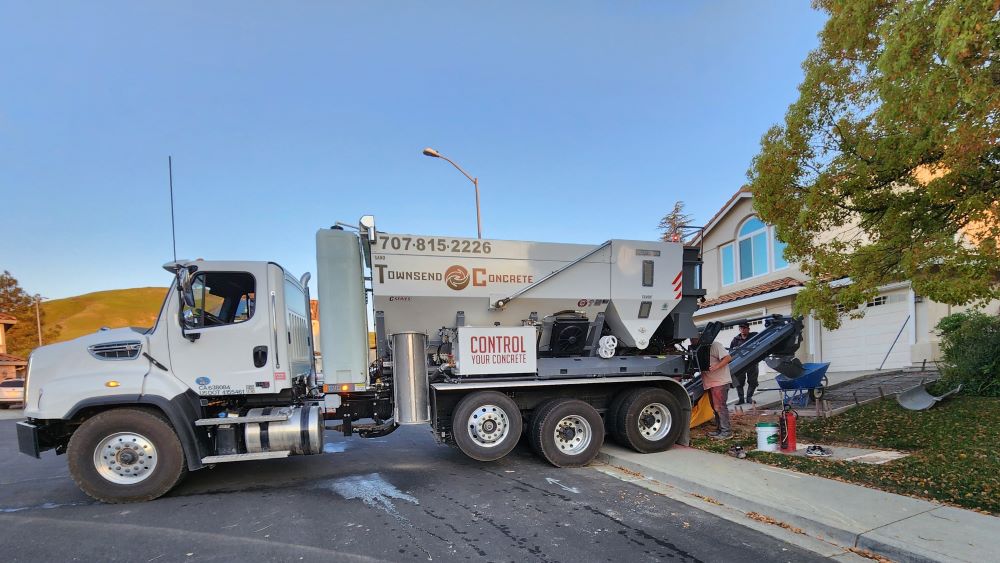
[67,408,187,503]
[809,376,829,402]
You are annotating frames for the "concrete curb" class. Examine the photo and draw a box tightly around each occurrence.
[595,450,864,550]
[596,448,994,563]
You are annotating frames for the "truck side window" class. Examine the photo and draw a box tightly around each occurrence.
[182,272,256,329]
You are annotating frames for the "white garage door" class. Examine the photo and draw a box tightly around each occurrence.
[820,291,911,371]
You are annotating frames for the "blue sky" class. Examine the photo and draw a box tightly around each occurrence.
[1,1,827,299]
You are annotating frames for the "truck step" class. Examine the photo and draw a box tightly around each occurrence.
[194,408,293,426]
[201,451,291,464]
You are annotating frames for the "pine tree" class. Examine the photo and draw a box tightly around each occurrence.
[658,201,692,243]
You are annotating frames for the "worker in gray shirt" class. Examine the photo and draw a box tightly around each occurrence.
[729,321,758,405]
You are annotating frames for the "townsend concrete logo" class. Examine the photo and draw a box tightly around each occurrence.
[445,265,470,290]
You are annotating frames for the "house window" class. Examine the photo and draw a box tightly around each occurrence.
[721,244,735,285]
[866,296,888,308]
[773,230,788,270]
[719,216,790,286]
[737,217,768,280]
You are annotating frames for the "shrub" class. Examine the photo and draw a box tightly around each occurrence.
[935,311,1000,397]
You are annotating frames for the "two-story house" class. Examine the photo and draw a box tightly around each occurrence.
[0,313,28,380]
[690,188,996,373]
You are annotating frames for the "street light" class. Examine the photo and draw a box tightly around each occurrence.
[422,147,482,239]
[34,294,46,346]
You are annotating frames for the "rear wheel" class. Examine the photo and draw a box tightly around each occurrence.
[614,388,682,453]
[605,390,631,442]
[531,399,604,468]
[527,399,556,456]
[67,408,187,503]
[452,391,523,461]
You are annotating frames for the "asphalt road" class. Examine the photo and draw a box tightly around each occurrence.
[0,415,827,562]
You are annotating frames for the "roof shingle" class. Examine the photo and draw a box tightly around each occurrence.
[699,277,804,308]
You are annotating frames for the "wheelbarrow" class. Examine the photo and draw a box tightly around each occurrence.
[767,362,831,407]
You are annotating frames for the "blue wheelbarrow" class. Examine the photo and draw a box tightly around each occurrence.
[771,362,831,407]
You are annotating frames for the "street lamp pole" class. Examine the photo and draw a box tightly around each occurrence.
[422,147,482,239]
[34,294,42,346]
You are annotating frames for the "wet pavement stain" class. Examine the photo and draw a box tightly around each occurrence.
[323,472,419,520]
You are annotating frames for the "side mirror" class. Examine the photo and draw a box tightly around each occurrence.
[177,267,197,308]
[182,283,196,309]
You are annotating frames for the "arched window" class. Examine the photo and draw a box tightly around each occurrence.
[737,218,768,280]
[719,216,789,286]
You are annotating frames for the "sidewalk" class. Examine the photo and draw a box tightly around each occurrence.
[598,444,1000,562]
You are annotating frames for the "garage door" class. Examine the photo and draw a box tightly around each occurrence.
[820,291,911,371]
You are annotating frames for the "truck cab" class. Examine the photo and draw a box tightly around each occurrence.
[18,260,318,502]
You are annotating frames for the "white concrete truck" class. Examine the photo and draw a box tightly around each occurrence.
[16,216,803,502]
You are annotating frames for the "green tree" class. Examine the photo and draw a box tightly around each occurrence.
[0,270,57,358]
[658,200,693,243]
[748,0,1000,328]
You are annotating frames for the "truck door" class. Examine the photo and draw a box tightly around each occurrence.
[166,264,275,396]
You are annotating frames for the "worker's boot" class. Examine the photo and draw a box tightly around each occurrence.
[736,388,745,405]
[747,384,757,402]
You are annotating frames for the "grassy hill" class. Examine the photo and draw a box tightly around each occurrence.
[40,289,374,350]
[42,287,169,343]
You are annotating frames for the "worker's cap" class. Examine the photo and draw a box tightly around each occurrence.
[738,321,750,328]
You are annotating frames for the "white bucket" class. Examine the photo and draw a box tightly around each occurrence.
[756,422,780,452]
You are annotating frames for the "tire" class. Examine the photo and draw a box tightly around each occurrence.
[0,403,9,410]
[452,391,523,462]
[67,408,188,503]
[809,376,829,402]
[614,388,682,454]
[527,399,557,456]
[605,390,632,444]
[531,399,604,468]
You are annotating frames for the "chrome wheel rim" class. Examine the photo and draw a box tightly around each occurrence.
[467,404,511,448]
[554,415,592,455]
[638,402,672,441]
[93,432,158,485]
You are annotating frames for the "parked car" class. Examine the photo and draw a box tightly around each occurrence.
[0,379,24,408]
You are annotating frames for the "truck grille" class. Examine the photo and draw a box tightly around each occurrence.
[88,341,142,360]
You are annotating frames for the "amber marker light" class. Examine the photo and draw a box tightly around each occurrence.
[105,380,120,388]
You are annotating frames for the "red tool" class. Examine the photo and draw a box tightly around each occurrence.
[779,406,797,452]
